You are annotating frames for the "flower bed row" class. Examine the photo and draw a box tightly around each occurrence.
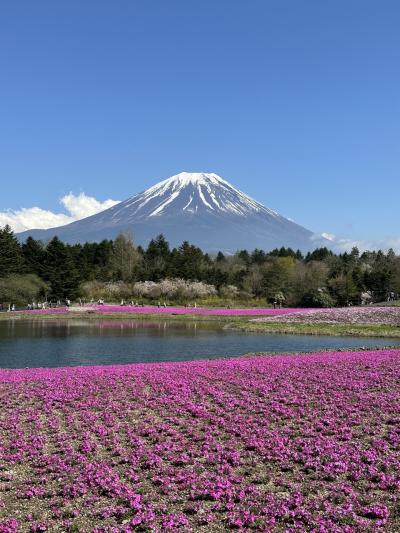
[256,306,400,326]
[22,306,309,317]
[1,349,399,531]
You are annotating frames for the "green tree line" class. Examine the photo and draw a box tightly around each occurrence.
[1,224,400,306]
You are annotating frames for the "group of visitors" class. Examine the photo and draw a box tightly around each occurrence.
[26,301,47,310]
[26,299,71,310]
[118,299,167,308]
[0,299,73,312]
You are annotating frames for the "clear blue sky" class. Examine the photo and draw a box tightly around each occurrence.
[1,0,399,245]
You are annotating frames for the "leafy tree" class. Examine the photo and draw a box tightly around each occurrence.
[261,257,294,301]
[111,232,142,281]
[364,249,397,301]
[288,261,330,306]
[300,288,334,308]
[0,274,48,306]
[328,273,360,306]
[242,267,264,296]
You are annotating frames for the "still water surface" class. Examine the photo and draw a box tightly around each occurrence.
[0,319,398,369]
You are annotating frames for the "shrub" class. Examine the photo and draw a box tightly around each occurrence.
[0,274,49,306]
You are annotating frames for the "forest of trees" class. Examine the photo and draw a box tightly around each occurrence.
[1,224,400,307]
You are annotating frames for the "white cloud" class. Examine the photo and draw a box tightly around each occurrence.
[0,193,120,233]
[316,232,400,253]
[321,232,335,242]
[60,193,119,220]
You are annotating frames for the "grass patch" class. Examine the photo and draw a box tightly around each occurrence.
[373,300,400,307]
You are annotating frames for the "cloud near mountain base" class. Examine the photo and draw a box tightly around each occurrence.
[0,193,119,233]
[313,232,400,254]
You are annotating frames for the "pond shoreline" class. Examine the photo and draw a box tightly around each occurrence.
[3,309,400,338]
[1,346,400,374]
[1,317,400,369]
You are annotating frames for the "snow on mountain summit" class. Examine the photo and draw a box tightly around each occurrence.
[114,172,279,220]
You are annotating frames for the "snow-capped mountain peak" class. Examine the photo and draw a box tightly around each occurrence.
[116,172,279,220]
[18,171,326,252]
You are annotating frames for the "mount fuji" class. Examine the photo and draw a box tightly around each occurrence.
[18,172,325,252]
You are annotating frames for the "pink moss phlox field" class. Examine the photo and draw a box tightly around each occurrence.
[256,306,400,325]
[18,308,69,316]
[23,306,309,317]
[89,305,309,316]
[1,350,400,531]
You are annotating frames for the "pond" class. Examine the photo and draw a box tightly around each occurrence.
[0,319,399,369]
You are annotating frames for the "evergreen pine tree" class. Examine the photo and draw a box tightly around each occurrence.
[170,241,205,279]
[22,237,46,277]
[44,237,80,300]
[0,225,25,277]
[145,234,171,280]
[94,240,114,280]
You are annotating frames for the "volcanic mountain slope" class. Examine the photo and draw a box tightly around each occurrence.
[18,172,325,251]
